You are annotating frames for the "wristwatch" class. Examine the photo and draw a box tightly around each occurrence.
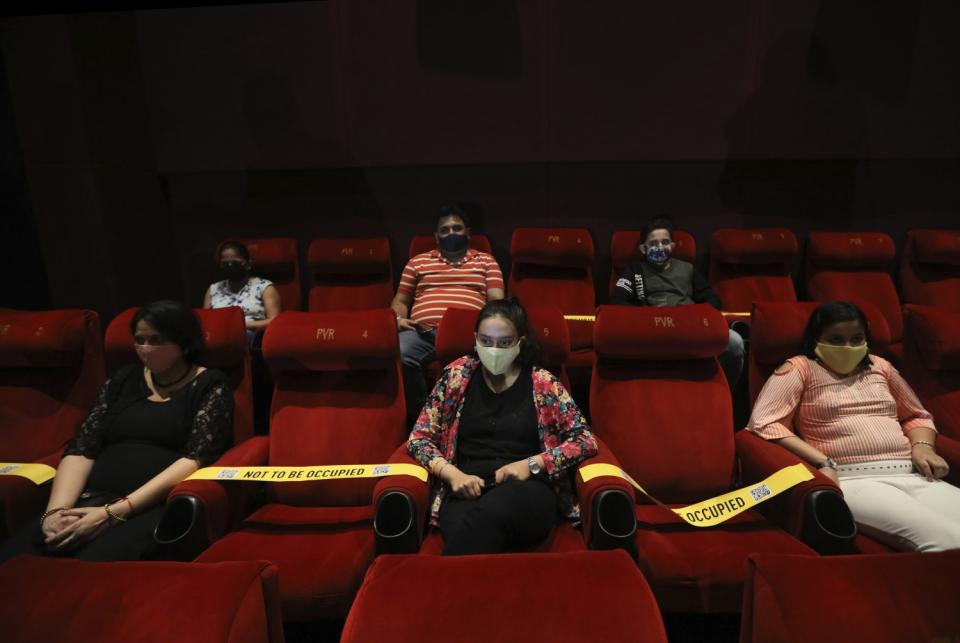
[527,456,542,476]
[818,457,838,470]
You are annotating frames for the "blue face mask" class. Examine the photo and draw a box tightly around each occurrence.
[438,233,469,252]
[645,245,671,266]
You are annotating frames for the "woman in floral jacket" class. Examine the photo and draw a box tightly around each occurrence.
[407,297,597,555]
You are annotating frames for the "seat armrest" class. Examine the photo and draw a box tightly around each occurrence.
[155,436,270,560]
[937,435,960,487]
[372,444,430,555]
[735,430,856,554]
[575,437,637,556]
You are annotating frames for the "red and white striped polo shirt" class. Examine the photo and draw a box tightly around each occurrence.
[398,249,504,329]
[748,355,936,464]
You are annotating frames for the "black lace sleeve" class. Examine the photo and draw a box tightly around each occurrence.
[63,378,112,459]
[181,377,234,465]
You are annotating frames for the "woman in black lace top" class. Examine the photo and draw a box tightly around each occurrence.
[0,301,233,561]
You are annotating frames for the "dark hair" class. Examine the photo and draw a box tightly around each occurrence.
[435,204,470,231]
[475,297,542,370]
[218,240,250,262]
[800,301,873,368]
[130,300,205,364]
[641,215,675,242]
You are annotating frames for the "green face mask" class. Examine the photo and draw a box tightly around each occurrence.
[475,343,520,376]
[815,342,868,375]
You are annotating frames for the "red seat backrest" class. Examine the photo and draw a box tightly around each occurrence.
[709,228,798,312]
[742,551,960,643]
[901,304,960,439]
[0,309,105,462]
[749,301,892,407]
[261,309,405,507]
[104,306,254,444]
[225,238,301,312]
[434,305,571,388]
[307,237,393,312]
[609,230,697,295]
[591,304,734,503]
[805,231,902,346]
[899,229,960,312]
[408,234,491,259]
[509,228,596,353]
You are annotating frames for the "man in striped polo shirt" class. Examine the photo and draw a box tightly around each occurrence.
[391,205,504,424]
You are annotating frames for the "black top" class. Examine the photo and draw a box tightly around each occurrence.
[455,368,540,482]
[610,259,721,309]
[64,365,233,496]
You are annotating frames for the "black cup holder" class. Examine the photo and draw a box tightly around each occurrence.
[153,496,206,560]
[374,491,419,555]
[591,489,638,558]
[801,489,857,555]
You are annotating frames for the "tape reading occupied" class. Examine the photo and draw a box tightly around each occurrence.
[186,463,428,483]
[0,463,57,485]
[579,462,813,528]
[563,313,750,322]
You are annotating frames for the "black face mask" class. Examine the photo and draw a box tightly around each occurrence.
[220,262,248,281]
[438,233,469,253]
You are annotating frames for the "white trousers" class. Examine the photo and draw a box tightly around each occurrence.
[838,460,960,552]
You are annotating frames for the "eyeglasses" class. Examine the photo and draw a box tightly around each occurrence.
[476,335,519,349]
[133,334,169,346]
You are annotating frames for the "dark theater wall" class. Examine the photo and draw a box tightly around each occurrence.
[1,1,958,319]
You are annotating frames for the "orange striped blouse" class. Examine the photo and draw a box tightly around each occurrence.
[747,355,936,464]
[398,249,504,329]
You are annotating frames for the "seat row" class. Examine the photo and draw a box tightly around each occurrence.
[3,548,959,643]
[2,303,959,626]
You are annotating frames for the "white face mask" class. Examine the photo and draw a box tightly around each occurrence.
[475,343,520,376]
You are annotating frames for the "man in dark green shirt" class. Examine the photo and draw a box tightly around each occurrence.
[610,216,744,388]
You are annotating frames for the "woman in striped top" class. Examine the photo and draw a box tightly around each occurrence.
[748,301,960,551]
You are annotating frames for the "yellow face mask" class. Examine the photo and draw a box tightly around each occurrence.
[815,342,868,375]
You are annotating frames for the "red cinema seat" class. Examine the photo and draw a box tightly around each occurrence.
[408,233,492,258]
[0,556,283,643]
[708,228,798,326]
[585,304,829,613]
[609,229,697,296]
[0,309,105,539]
[900,229,960,311]
[806,231,903,361]
[342,551,668,643]
[902,304,960,440]
[165,309,407,620]
[226,237,301,312]
[740,551,960,643]
[104,306,254,445]
[307,237,393,312]
[509,228,596,402]
[434,305,572,389]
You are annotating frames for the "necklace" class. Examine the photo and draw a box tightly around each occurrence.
[153,365,192,388]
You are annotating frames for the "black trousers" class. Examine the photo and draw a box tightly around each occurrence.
[0,498,165,563]
[438,479,559,555]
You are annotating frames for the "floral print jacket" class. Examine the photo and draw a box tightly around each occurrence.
[407,356,598,526]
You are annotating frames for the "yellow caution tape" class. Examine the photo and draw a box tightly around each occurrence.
[579,462,813,528]
[564,313,750,322]
[186,462,428,483]
[0,463,57,485]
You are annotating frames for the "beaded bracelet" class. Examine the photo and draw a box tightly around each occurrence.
[39,507,65,527]
[103,503,127,524]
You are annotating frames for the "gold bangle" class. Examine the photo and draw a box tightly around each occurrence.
[103,503,127,524]
[911,440,935,450]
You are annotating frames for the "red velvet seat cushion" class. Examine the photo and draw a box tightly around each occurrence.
[196,514,374,621]
[0,556,283,643]
[594,304,728,361]
[342,550,667,643]
[741,551,960,643]
[634,507,816,613]
[807,231,896,269]
[902,305,960,439]
[307,237,393,312]
[417,521,585,555]
[901,229,960,311]
[709,228,798,311]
